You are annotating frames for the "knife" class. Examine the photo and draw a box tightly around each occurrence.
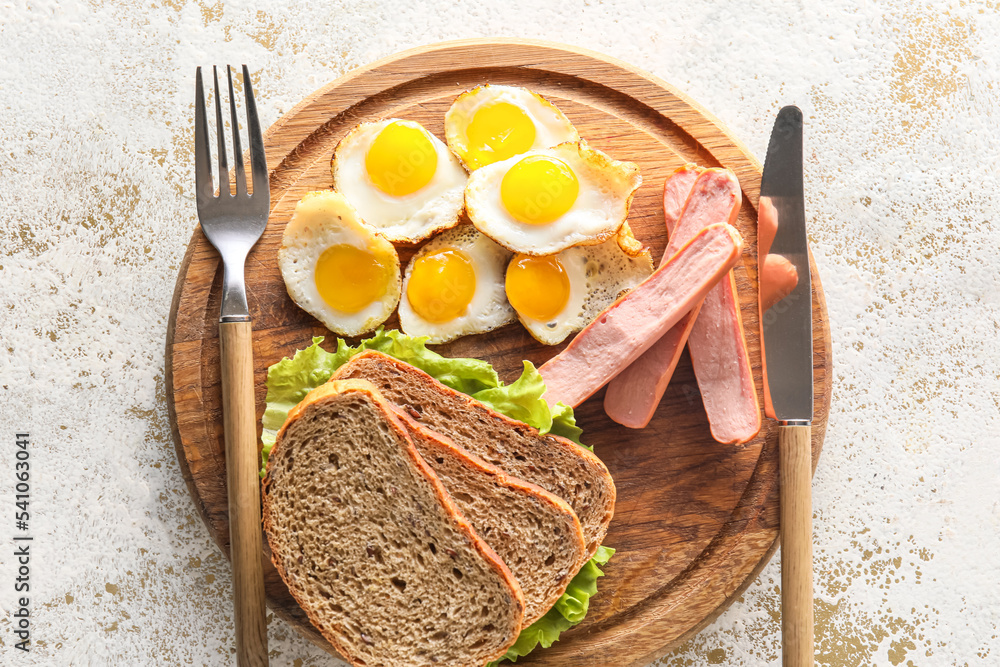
[759,105,814,667]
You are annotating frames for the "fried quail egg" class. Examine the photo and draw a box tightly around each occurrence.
[465,141,641,256]
[444,85,580,170]
[398,225,515,344]
[278,190,400,336]
[505,228,653,345]
[332,119,468,243]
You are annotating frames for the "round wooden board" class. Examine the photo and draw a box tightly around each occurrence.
[166,39,832,666]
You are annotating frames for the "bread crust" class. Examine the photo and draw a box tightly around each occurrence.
[332,351,617,558]
[392,407,588,625]
[262,378,525,667]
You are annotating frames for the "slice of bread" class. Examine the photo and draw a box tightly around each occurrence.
[331,351,616,557]
[262,379,524,667]
[392,408,588,625]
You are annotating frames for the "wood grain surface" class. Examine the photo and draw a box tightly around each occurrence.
[165,39,832,666]
[779,424,815,667]
[219,321,270,666]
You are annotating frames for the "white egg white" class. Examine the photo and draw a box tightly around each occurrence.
[278,190,400,337]
[444,85,580,170]
[332,119,468,243]
[465,141,642,256]
[398,225,515,344]
[512,234,654,345]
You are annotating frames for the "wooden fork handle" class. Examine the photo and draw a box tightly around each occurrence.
[220,321,269,666]
[780,423,814,667]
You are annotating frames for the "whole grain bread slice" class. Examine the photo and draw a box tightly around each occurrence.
[262,379,524,667]
[331,351,616,557]
[392,408,588,625]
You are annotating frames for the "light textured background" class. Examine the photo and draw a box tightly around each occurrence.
[2,0,999,665]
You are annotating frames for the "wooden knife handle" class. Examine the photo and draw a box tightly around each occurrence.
[219,321,269,666]
[780,423,814,667]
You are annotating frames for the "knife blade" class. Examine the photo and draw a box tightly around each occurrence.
[759,104,815,667]
[760,105,813,423]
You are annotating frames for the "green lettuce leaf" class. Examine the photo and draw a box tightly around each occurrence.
[487,546,616,665]
[472,361,553,433]
[473,360,587,448]
[259,329,612,664]
[260,329,587,472]
[353,328,500,395]
[260,337,341,453]
[549,401,585,446]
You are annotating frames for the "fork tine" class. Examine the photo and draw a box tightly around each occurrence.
[226,66,247,196]
[213,66,229,197]
[194,67,214,202]
[242,65,268,199]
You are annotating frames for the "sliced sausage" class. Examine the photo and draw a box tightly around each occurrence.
[539,223,743,408]
[603,167,742,429]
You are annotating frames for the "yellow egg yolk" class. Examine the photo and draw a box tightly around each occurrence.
[365,121,438,197]
[500,155,579,225]
[464,101,536,169]
[407,248,477,323]
[314,244,392,314]
[505,254,570,321]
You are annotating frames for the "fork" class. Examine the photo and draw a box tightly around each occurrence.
[195,65,270,666]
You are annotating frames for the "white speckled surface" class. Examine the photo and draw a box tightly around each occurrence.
[2,1,999,664]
